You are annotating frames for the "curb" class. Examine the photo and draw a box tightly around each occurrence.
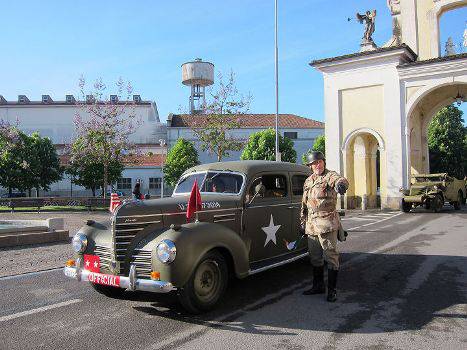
[0,230,70,248]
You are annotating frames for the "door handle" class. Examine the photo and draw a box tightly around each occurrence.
[287,206,296,209]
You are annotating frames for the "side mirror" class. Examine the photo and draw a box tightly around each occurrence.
[255,184,266,196]
[247,184,266,206]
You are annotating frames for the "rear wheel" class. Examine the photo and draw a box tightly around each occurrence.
[453,191,463,210]
[431,195,443,213]
[178,251,228,314]
[401,199,412,213]
[91,283,126,298]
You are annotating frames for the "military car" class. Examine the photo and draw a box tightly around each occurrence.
[64,161,311,313]
[400,173,466,213]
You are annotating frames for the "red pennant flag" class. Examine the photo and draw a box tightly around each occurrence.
[83,254,101,273]
[186,179,202,222]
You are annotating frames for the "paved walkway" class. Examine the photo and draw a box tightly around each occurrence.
[0,211,109,277]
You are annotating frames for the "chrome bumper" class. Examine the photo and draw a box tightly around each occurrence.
[64,265,176,293]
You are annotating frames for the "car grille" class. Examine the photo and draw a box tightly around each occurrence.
[113,215,161,275]
[94,245,112,271]
[130,249,152,279]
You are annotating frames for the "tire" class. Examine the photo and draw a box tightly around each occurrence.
[91,283,126,299]
[453,191,463,210]
[424,198,431,210]
[432,195,443,213]
[401,199,412,213]
[178,251,228,314]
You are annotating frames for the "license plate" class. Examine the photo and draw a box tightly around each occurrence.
[87,272,121,288]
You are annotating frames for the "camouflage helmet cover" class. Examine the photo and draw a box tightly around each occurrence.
[306,151,326,165]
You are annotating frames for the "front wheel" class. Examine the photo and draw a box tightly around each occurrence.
[401,199,412,213]
[178,251,228,314]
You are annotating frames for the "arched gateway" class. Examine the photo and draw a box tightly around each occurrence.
[311,0,467,210]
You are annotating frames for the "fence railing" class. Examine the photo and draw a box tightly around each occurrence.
[0,197,112,212]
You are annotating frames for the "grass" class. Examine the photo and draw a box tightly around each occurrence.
[0,206,109,212]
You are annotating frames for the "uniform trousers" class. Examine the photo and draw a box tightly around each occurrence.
[307,230,339,270]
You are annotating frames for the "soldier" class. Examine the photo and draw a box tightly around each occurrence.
[300,151,348,302]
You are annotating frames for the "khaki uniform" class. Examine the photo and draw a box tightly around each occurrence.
[300,169,348,270]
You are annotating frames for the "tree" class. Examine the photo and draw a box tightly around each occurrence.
[241,128,297,163]
[163,139,199,187]
[191,71,251,161]
[70,77,141,198]
[428,104,466,179]
[0,130,29,195]
[302,134,325,164]
[27,133,63,196]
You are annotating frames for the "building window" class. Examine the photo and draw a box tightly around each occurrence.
[284,132,298,139]
[117,178,132,190]
[149,177,162,190]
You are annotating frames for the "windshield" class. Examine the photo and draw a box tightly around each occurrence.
[174,171,244,195]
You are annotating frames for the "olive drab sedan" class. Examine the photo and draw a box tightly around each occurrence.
[64,160,311,313]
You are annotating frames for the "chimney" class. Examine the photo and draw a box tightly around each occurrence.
[42,95,53,103]
[110,95,118,103]
[133,95,141,103]
[0,95,6,104]
[86,95,95,103]
[18,95,30,103]
[66,95,76,104]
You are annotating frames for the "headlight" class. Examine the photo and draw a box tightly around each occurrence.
[156,239,176,264]
[72,233,88,253]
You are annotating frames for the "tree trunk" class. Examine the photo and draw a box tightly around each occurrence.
[35,188,39,197]
[103,162,108,199]
[28,188,32,197]
[92,187,96,197]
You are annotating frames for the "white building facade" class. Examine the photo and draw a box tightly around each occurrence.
[166,113,324,164]
[0,94,167,197]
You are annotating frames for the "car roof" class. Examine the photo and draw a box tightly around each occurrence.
[183,160,310,178]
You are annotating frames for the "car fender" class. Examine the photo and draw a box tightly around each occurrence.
[140,221,249,288]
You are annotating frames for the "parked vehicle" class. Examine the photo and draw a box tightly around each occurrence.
[400,173,466,212]
[0,192,26,198]
[64,161,311,313]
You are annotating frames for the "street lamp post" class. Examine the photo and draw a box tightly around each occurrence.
[275,0,281,161]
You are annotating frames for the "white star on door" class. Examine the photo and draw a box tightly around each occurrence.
[261,214,281,247]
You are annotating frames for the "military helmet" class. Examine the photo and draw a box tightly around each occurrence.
[306,151,325,165]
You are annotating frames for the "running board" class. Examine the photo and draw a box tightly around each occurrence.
[248,252,309,275]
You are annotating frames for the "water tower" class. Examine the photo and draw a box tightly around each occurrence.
[181,58,214,114]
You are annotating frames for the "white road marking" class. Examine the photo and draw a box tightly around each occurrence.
[0,299,82,322]
[349,217,377,221]
[346,212,403,232]
[0,267,62,281]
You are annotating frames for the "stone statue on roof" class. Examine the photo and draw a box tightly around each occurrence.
[356,10,377,51]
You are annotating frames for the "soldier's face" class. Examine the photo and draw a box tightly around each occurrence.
[310,160,325,175]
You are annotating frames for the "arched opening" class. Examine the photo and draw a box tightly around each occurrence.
[438,5,466,56]
[408,83,466,178]
[342,130,384,210]
[429,0,467,58]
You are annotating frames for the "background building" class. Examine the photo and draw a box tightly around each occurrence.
[167,113,324,164]
[0,94,167,196]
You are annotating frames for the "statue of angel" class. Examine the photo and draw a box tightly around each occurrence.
[356,10,377,43]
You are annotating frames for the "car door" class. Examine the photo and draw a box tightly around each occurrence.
[243,172,293,262]
[289,172,309,251]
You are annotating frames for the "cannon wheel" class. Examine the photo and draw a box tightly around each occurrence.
[453,191,463,210]
[431,195,443,213]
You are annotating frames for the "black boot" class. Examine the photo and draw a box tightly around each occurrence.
[303,266,325,295]
[327,269,338,302]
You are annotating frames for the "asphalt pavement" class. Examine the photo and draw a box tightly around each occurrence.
[0,208,466,350]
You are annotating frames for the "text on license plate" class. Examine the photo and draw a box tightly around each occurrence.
[87,272,120,287]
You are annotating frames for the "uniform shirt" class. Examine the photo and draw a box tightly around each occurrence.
[300,169,348,235]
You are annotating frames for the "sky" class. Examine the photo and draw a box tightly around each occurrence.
[1,0,466,123]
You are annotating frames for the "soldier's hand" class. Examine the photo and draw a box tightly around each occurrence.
[336,182,347,195]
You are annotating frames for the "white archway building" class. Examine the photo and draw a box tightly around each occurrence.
[311,0,467,210]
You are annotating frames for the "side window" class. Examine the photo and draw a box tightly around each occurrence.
[291,175,308,196]
[249,174,288,199]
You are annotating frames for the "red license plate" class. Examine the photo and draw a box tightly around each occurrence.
[87,272,121,288]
